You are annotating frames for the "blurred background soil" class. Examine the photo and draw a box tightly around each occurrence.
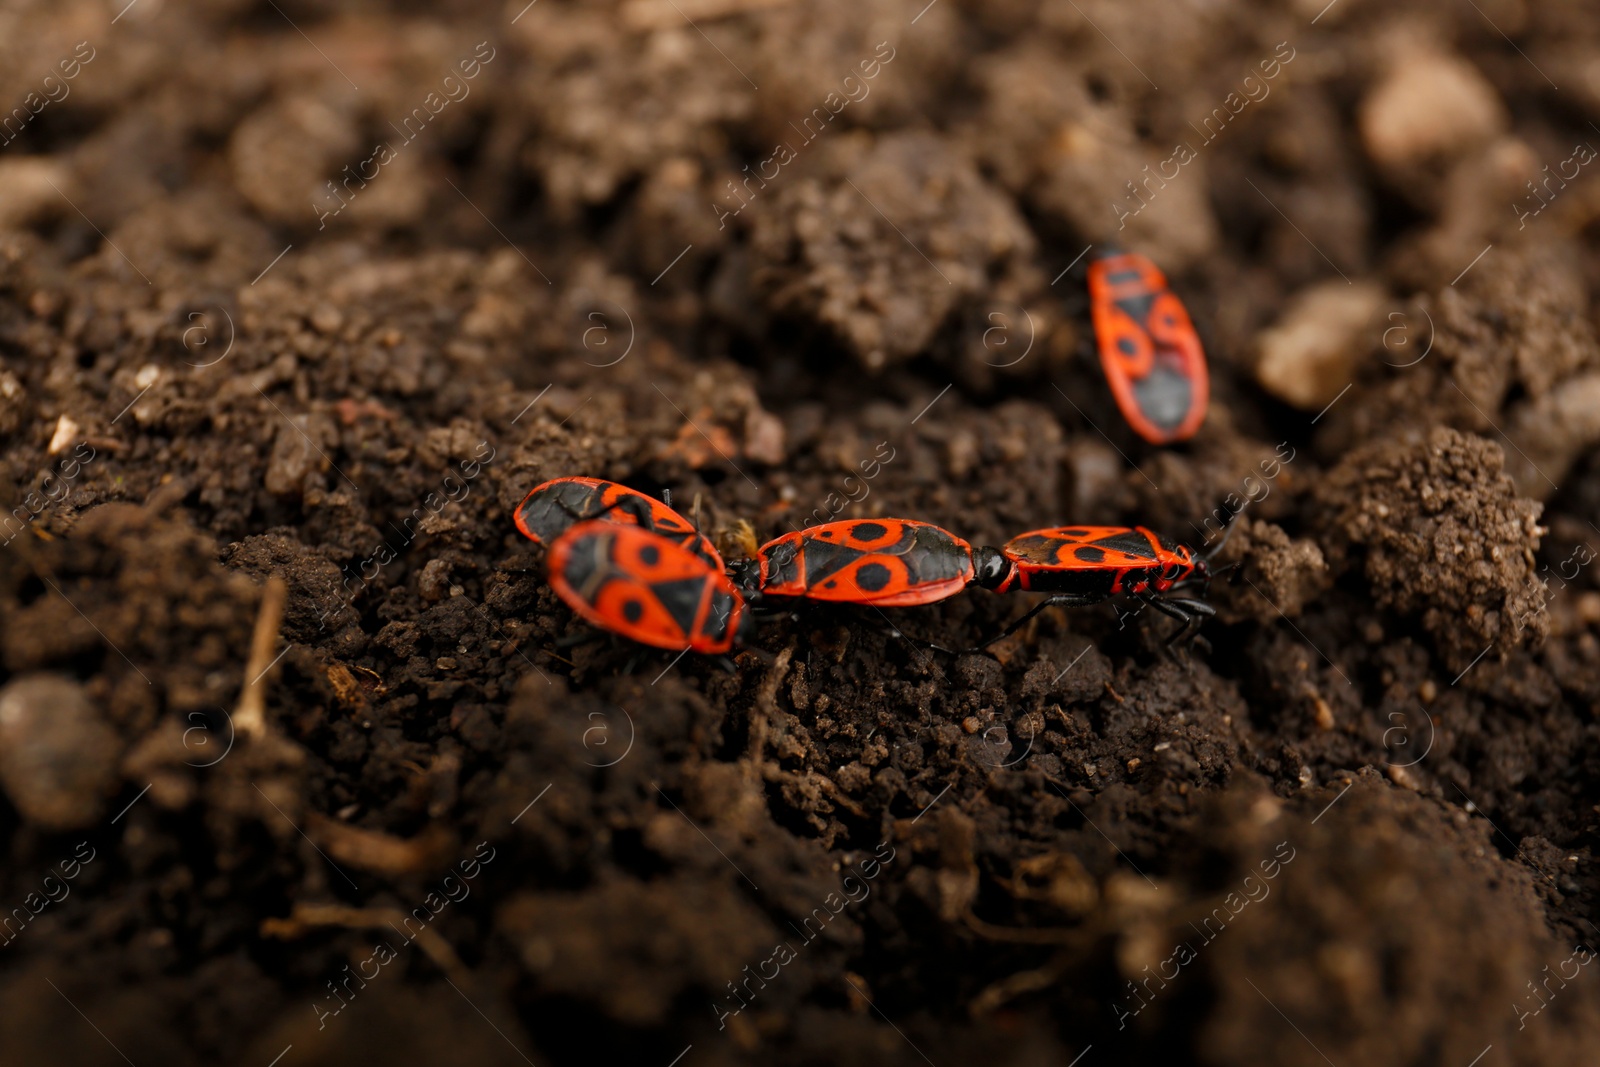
[3,0,1600,1064]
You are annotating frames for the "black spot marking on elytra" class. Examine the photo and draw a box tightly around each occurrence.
[650,577,706,635]
[850,521,888,542]
[765,539,802,587]
[1093,530,1158,559]
[622,599,644,623]
[799,538,864,585]
[639,543,661,566]
[1061,528,1091,537]
[1115,293,1156,325]
[1118,337,1137,355]
[855,562,892,592]
[560,533,604,591]
[1074,545,1107,564]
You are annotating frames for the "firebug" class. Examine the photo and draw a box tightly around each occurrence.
[730,519,975,607]
[546,521,752,654]
[1087,249,1209,444]
[967,525,1218,649]
[514,476,721,569]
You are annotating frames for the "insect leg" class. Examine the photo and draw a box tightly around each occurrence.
[1138,594,1214,648]
[1161,596,1215,617]
[1168,597,1216,649]
[964,593,1104,654]
[555,628,607,649]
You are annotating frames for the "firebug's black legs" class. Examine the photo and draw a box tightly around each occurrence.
[1134,593,1215,648]
[555,629,607,650]
[953,593,1106,655]
[1165,597,1216,649]
[1161,596,1215,617]
[1138,593,1192,623]
[1201,511,1241,562]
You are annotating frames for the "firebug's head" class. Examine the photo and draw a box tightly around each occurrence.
[971,546,1011,590]
[725,557,761,595]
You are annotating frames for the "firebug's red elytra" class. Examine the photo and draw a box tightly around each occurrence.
[514,476,722,569]
[1087,250,1209,444]
[732,519,975,607]
[546,520,751,654]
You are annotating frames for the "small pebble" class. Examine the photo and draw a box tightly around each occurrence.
[1250,795,1282,824]
[0,158,70,231]
[47,414,80,455]
[1359,48,1506,168]
[0,674,124,830]
[1254,280,1385,409]
[1576,592,1600,626]
[264,413,320,496]
[1387,763,1419,790]
[418,558,452,601]
[743,409,787,466]
[0,369,25,435]
[311,304,344,334]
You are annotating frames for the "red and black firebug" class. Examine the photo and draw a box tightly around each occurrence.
[546,520,752,654]
[731,519,975,607]
[1087,249,1209,445]
[967,524,1219,650]
[514,476,722,569]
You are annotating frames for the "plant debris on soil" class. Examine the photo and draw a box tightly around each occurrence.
[3,1,1600,1064]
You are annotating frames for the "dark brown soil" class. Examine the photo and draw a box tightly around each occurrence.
[3,1,1600,1064]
